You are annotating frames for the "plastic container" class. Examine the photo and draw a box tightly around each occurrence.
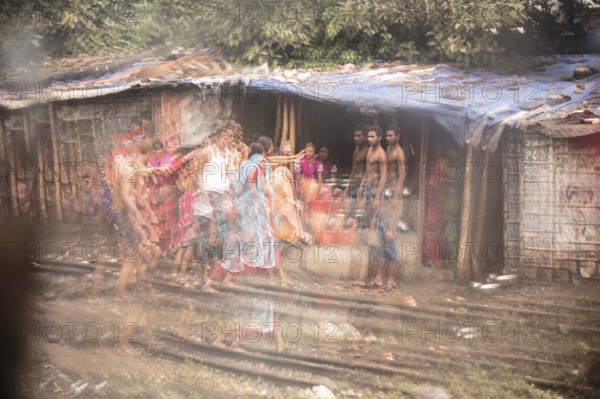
[309,200,343,213]
[317,230,357,245]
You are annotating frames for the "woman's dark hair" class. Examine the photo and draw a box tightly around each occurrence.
[152,139,164,149]
[134,139,153,155]
[248,142,265,157]
[257,136,273,151]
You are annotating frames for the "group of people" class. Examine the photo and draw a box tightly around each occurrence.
[344,124,406,290]
[93,112,432,299]
[293,142,338,198]
[94,117,314,300]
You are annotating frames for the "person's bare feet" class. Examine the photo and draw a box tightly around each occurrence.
[276,337,285,352]
[278,270,289,287]
[201,284,219,294]
[175,329,190,339]
[221,279,238,288]
[221,273,238,287]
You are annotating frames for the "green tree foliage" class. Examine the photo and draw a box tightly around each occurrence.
[1,0,597,71]
[0,0,139,68]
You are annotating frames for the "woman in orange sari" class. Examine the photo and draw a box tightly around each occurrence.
[257,136,305,286]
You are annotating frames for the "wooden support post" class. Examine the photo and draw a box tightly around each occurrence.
[281,96,289,153]
[0,110,6,163]
[0,110,20,218]
[36,131,48,222]
[67,122,81,215]
[48,103,63,222]
[289,100,296,155]
[471,150,489,282]
[401,115,410,159]
[23,110,34,157]
[416,118,428,267]
[274,94,283,148]
[297,99,303,150]
[455,144,475,284]
[24,110,47,221]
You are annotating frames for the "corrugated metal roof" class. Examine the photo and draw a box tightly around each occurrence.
[2,53,599,151]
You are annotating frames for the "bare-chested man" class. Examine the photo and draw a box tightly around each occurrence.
[370,125,405,289]
[360,125,387,289]
[345,125,369,199]
[384,125,405,203]
[94,139,166,301]
[359,125,387,230]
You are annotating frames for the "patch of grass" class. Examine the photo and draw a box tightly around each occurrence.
[172,359,310,399]
[447,366,560,399]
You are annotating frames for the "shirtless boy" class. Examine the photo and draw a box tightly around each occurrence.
[359,125,387,289]
[370,125,405,289]
[345,125,368,198]
[93,139,166,301]
[359,126,387,228]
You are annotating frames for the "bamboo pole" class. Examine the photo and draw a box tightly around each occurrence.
[22,110,39,220]
[416,118,428,267]
[0,110,6,163]
[455,144,475,284]
[281,96,289,153]
[550,138,556,270]
[289,100,296,155]
[7,141,20,219]
[274,94,283,148]
[471,150,489,282]
[36,130,48,222]
[401,115,409,158]
[23,110,34,157]
[297,99,303,150]
[67,121,81,215]
[48,103,63,221]
[0,110,7,219]
[400,116,409,222]
[0,110,20,218]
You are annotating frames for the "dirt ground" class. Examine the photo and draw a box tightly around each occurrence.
[13,262,600,399]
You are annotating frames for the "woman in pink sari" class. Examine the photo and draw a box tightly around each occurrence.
[294,142,320,202]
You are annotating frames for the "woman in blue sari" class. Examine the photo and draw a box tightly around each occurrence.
[234,143,278,270]
[202,142,277,292]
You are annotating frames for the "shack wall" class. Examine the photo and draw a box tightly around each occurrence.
[503,130,600,280]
